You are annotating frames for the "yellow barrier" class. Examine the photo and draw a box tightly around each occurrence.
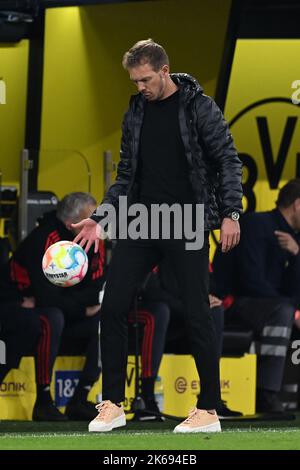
[160,354,256,417]
[0,354,256,420]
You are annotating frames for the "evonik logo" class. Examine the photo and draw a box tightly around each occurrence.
[0,382,26,392]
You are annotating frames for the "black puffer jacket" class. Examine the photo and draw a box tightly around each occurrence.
[92,73,243,230]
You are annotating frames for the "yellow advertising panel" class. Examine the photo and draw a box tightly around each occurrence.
[0,358,36,420]
[159,355,256,417]
[225,39,300,212]
[0,354,256,420]
[0,40,29,182]
[210,40,300,256]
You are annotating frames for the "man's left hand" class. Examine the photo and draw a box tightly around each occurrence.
[220,218,240,252]
[275,230,300,255]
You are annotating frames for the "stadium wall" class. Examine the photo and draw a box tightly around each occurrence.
[38,0,231,200]
[0,40,29,183]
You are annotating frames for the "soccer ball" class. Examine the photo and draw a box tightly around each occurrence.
[42,240,88,287]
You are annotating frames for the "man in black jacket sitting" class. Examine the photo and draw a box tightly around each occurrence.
[213,179,300,413]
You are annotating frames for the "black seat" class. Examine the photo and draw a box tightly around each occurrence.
[222,327,253,357]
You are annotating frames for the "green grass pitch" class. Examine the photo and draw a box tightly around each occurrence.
[1,416,300,450]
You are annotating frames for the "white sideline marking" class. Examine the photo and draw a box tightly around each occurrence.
[0,428,300,439]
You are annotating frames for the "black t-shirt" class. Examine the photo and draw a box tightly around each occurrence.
[138,90,195,205]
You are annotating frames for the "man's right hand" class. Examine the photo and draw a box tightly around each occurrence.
[274,230,300,256]
[72,218,100,253]
[85,305,101,317]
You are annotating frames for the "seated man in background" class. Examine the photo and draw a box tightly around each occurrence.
[213,179,300,413]
[0,192,105,421]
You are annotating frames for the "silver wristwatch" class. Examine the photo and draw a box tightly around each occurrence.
[229,211,240,221]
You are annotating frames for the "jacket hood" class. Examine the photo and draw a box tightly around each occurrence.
[170,73,203,97]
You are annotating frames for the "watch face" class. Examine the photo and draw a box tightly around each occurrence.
[231,212,240,221]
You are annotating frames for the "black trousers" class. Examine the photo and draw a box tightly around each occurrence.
[0,303,62,385]
[165,305,224,359]
[62,314,101,384]
[36,310,101,386]
[227,297,295,392]
[101,235,221,409]
[35,310,102,386]
[0,302,101,387]
[0,303,41,382]
[128,301,170,379]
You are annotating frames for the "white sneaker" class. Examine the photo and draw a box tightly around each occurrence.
[174,408,221,433]
[88,400,126,432]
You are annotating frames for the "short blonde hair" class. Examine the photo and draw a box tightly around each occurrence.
[122,39,169,71]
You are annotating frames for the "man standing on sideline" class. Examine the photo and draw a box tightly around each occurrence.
[73,39,243,433]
